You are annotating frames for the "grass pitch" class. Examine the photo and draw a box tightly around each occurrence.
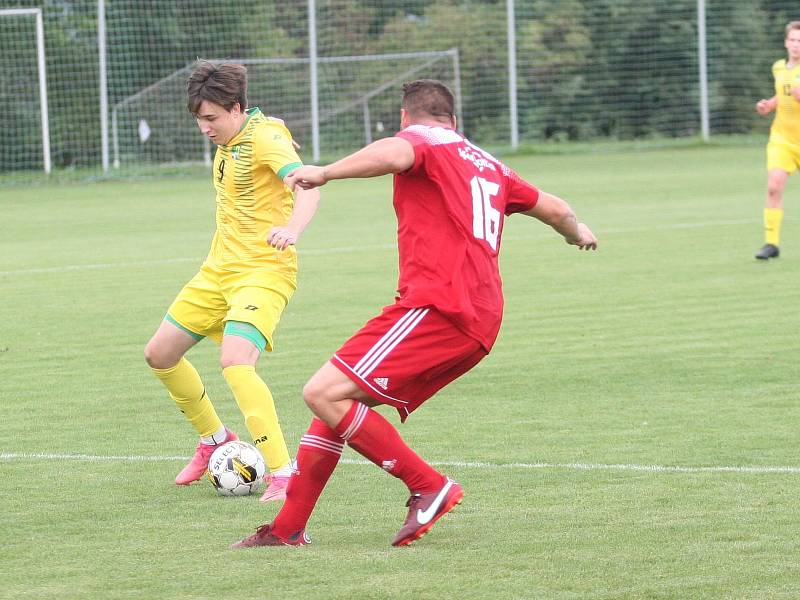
[1,142,799,599]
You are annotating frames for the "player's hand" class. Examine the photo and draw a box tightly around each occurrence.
[285,166,327,191]
[566,223,597,250]
[267,226,299,250]
[756,99,774,115]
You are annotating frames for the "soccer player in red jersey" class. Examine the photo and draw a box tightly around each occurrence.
[232,79,597,549]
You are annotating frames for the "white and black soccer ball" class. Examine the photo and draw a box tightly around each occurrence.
[206,441,266,496]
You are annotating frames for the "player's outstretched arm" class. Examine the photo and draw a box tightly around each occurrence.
[522,191,597,250]
[285,137,415,191]
[267,187,321,250]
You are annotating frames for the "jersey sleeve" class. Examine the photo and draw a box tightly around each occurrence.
[504,169,539,214]
[254,120,303,180]
[395,129,427,175]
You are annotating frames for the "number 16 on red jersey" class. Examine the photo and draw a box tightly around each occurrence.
[470,175,501,251]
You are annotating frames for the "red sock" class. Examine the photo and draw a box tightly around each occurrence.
[335,401,444,493]
[270,418,343,539]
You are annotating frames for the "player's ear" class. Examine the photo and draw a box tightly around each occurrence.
[400,108,410,130]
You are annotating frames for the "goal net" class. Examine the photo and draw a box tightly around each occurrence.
[0,8,50,174]
[111,50,459,170]
[2,0,798,182]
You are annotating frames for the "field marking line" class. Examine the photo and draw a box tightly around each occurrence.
[0,218,759,277]
[0,245,397,276]
[1,452,798,474]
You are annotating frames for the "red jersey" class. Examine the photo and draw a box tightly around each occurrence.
[393,125,540,351]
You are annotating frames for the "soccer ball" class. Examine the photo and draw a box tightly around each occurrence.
[206,441,266,496]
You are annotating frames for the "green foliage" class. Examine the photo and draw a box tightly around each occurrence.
[707,3,773,134]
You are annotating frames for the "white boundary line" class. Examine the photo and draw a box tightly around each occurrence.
[0,244,397,277]
[2,452,798,474]
[1,218,761,277]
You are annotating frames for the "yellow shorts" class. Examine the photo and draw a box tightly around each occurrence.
[767,140,800,173]
[167,262,296,351]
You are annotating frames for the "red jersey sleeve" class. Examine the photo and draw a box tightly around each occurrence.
[504,169,539,215]
[395,129,429,176]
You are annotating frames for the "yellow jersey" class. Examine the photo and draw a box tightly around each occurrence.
[770,59,800,146]
[206,107,303,273]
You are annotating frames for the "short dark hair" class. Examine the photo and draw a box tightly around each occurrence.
[187,60,247,114]
[401,79,455,120]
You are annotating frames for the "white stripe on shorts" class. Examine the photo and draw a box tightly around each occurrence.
[331,355,409,405]
[353,307,423,373]
[353,307,429,378]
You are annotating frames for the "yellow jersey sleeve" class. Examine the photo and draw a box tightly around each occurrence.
[770,59,800,146]
[255,117,303,181]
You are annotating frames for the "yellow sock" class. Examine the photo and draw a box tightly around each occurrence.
[151,358,223,437]
[764,208,783,246]
[222,365,290,472]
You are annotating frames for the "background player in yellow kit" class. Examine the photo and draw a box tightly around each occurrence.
[754,21,800,260]
[144,61,319,502]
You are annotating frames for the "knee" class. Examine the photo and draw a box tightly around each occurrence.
[144,339,176,370]
[219,337,261,371]
[302,378,328,413]
[219,351,258,371]
[219,354,239,370]
[767,180,785,203]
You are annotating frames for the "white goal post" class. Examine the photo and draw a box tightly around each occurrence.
[0,8,50,173]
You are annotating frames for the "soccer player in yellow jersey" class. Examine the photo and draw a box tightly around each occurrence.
[754,21,800,260]
[144,61,319,502]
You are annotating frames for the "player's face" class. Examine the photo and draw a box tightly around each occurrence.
[785,30,800,62]
[194,100,241,145]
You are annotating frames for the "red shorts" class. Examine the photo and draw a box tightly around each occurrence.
[331,304,488,421]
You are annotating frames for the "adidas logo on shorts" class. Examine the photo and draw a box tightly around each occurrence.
[373,377,389,390]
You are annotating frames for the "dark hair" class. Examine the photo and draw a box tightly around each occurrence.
[187,60,247,114]
[401,79,455,120]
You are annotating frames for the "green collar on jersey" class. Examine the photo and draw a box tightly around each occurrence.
[224,108,261,146]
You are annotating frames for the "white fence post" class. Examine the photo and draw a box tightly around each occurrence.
[34,9,51,173]
[308,0,320,161]
[98,0,110,171]
[507,0,519,149]
[697,0,710,141]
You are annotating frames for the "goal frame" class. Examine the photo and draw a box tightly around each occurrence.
[0,8,50,173]
[111,49,461,170]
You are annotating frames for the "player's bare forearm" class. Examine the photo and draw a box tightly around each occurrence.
[286,187,320,236]
[522,191,597,250]
[267,187,320,250]
[286,138,415,191]
[324,137,415,180]
[554,215,597,250]
[756,96,777,114]
[552,211,580,240]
